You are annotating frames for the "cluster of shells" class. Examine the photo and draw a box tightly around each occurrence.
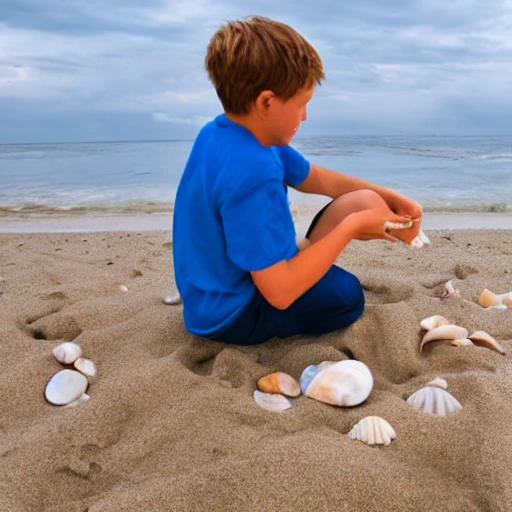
[45,342,96,407]
[478,289,512,310]
[253,359,465,447]
[419,314,505,354]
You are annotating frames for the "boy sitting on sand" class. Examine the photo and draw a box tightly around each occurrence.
[173,15,422,345]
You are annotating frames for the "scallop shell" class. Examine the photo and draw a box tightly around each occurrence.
[74,357,97,378]
[45,369,89,406]
[163,293,182,305]
[52,342,82,365]
[256,372,301,397]
[119,285,129,292]
[348,416,396,446]
[468,331,506,355]
[420,315,451,331]
[299,360,373,407]
[420,325,469,352]
[406,385,462,415]
[427,377,448,389]
[253,390,292,412]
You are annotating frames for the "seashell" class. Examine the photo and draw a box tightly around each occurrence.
[163,293,182,305]
[383,220,413,230]
[410,230,430,249]
[45,369,89,406]
[119,285,128,292]
[253,390,292,412]
[299,360,373,407]
[420,325,469,352]
[479,290,512,309]
[74,357,97,378]
[348,416,396,446]
[478,289,499,308]
[406,385,462,415]
[64,393,90,408]
[256,372,300,397]
[427,377,448,389]
[468,331,506,355]
[440,280,460,299]
[502,293,512,308]
[449,338,474,347]
[52,342,82,364]
[420,315,451,331]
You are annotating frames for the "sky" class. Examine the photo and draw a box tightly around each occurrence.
[0,0,511,143]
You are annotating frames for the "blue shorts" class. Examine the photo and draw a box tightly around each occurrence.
[209,265,365,346]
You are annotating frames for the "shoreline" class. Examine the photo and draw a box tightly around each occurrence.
[1,210,512,234]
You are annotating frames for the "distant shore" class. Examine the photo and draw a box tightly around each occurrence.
[1,209,512,234]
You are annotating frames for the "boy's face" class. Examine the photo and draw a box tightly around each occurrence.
[266,86,314,146]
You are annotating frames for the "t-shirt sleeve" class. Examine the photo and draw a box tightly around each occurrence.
[271,145,310,186]
[221,180,298,272]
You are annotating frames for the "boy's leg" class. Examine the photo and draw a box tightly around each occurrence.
[306,189,391,243]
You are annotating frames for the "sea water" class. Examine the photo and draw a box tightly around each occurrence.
[1,136,511,216]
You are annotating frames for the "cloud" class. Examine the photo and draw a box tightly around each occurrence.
[0,0,511,142]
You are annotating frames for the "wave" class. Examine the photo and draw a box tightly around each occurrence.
[1,200,511,218]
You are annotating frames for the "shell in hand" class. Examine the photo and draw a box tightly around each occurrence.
[253,390,292,412]
[299,360,373,407]
[256,372,301,397]
[348,416,396,446]
[406,384,462,416]
[52,342,82,364]
[45,369,89,406]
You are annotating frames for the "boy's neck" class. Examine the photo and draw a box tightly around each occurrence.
[225,111,270,147]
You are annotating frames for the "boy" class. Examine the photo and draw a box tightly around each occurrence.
[173,16,422,345]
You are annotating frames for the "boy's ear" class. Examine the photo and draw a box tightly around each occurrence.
[254,90,275,117]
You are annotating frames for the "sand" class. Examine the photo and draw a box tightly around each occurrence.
[1,224,512,511]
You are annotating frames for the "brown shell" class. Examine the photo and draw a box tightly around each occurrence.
[256,372,301,397]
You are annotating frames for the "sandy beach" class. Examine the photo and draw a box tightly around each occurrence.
[1,215,512,511]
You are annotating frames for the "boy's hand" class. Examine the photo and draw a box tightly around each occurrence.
[345,208,415,242]
[383,193,423,245]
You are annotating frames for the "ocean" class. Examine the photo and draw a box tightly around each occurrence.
[1,136,511,216]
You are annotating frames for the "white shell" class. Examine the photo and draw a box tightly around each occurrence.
[45,369,89,406]
[119,285,128,292]
[348,416,396,446]
[440,280,459,299]
[410,230,430,249]
[406,385,462,416]
[420,325,469,352]
[163,293,182,305]
[74,357,97,378]
[420,315,451,331]
[52,342,82,364]
[253,390,292,412]
[383,220,413,230]
[63,393,90,408]
[299,360,373,407]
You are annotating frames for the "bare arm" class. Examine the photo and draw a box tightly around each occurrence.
[250,206,411,310]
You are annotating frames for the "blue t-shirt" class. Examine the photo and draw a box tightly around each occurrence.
[172,114,310,336]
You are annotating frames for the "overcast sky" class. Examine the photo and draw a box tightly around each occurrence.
[1,0,511,143]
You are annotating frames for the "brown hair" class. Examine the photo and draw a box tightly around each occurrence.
[205,16,325,114]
